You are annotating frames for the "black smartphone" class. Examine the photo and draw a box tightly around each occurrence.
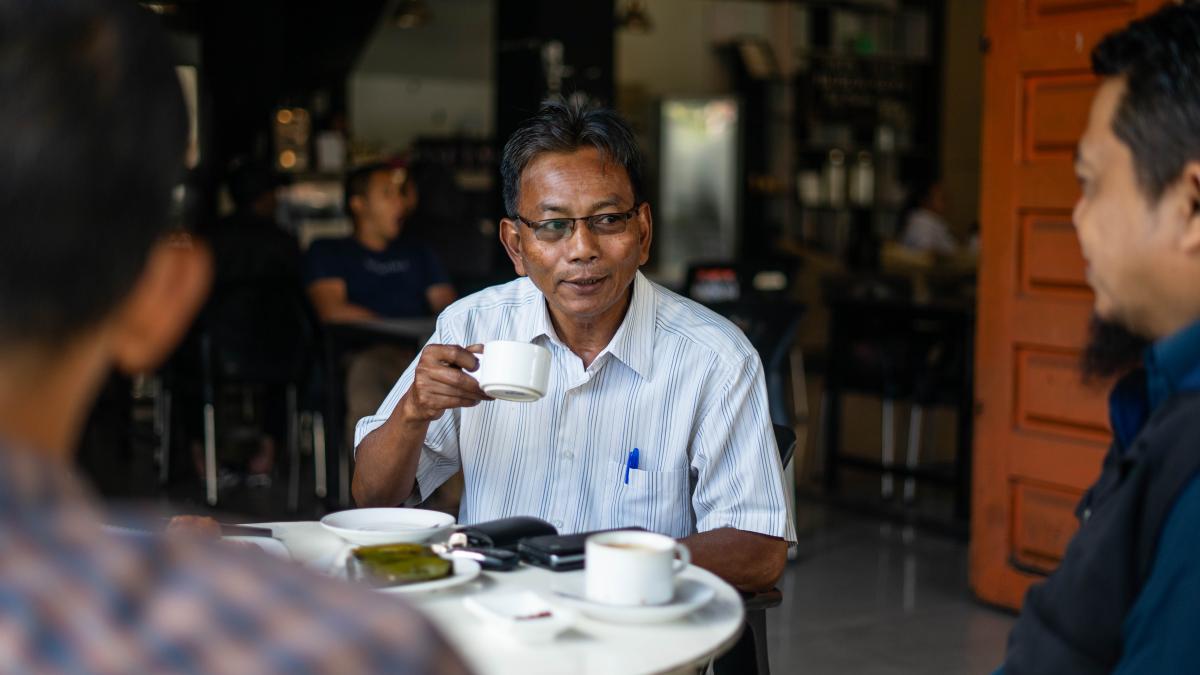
[518,527,646,572]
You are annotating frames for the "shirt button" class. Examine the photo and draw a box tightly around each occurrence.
[562,450,574,460]
[553,520,564,529]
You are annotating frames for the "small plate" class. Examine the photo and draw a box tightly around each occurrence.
[463,591,577,643]
[320,508,456,545]
[375,558,482,595]
[551,578,716,624]
[223,536,291,560]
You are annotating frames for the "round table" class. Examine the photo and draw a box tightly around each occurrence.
[253,522,745,675]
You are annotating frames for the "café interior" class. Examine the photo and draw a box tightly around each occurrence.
[65,0,1149,672]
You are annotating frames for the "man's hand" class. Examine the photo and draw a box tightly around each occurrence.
[398,344,492,423]
[352,343,491,507]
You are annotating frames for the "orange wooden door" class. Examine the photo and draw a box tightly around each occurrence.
[970,0,1160,610]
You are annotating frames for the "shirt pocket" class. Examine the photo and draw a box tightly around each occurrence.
[610,459,691,538]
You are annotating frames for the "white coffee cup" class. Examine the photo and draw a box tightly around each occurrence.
[467,340,551,402]
[585,531,691,606]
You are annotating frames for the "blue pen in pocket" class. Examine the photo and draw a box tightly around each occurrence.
[624,448,640,485]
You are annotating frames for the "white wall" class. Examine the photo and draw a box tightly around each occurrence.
[349,0,494,153]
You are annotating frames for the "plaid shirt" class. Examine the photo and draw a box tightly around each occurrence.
[0,445,470,675]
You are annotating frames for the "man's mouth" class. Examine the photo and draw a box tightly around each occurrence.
[561,275,607,290]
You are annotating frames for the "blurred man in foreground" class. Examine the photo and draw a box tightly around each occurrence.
[0,1,467,672]
[1000,4,1200,673]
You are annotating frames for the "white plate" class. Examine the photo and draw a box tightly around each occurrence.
[374,558,482,595]
[223,536,291,560]
[550,578,716,624]
[320,508,456,545]
[463,591,577,643]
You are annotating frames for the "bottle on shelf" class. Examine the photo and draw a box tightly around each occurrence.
[849,151,875,207]
[823,148,846,209]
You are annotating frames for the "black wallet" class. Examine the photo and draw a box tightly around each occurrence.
[518,527,646,571]
[453,516,557,551]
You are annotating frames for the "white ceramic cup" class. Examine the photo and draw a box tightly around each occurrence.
[466,340,551,402]
[584,531,691,606]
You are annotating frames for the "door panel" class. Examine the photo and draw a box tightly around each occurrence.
[972,0,1159,610]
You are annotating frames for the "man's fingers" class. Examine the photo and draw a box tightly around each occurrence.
[422,344,480,372]
[414,392,483,414]
[419,378,488,402]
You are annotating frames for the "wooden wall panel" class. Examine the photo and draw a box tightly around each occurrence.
[1014,347,1111,443]
[1024,75,1098,160]
[1019,213,1090,297]
[1010,479,1084,573]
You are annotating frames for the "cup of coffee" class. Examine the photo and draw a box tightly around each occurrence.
[584,531,691,606]
[467,340,551,402]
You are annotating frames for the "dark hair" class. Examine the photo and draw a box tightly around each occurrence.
[0,0,187,348]
[500,101,644,218]
[1092,2,1200,202]
[343,161,394,222]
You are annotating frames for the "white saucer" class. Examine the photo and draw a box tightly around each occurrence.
[375,558,482,595]
[550,578,716,624]
[320,507,456,545]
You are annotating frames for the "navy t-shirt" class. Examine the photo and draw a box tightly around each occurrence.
[304,237,449,318]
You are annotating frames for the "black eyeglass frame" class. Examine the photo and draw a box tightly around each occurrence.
[512,202,645,242]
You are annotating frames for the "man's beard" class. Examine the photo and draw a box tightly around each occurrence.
[1081,314,1150,382]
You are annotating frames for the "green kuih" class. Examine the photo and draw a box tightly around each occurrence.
[351,544,452,587]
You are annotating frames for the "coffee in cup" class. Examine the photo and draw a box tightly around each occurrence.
[584,531,690,606]
[467,340,551,402]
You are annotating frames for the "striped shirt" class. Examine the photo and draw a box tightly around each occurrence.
[0,443,469,675]
[357,272,796,543]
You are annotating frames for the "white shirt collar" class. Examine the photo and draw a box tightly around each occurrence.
[515,271,656,380]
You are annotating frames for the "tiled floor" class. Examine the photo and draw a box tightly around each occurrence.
[768,505,1014,674]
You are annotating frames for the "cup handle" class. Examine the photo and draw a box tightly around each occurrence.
[672,542,691,574]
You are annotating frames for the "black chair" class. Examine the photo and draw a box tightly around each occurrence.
[714,423,797,675]
[198,280,320,508]
[823,294,975,519]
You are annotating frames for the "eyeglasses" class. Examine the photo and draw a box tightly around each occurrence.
[513,203,643,243]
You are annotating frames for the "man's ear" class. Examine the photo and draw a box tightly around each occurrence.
[636,202,654,266]
[499,218,527,277]
[109,234,212,374]
[349,194,365,222]
[1179,161,1200,254]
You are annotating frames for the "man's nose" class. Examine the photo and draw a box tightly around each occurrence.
[565,221,601,263]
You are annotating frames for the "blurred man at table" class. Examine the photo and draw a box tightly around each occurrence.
[0,1,468,672]
[998,4,1200,674]
[353,102,795,592]
[306,161,456,323]
[306,161,458,502]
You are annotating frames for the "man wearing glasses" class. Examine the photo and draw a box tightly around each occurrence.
[353,102,794,592]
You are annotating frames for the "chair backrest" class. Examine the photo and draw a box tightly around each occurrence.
[201,279,318,385]
[773,424,797,468]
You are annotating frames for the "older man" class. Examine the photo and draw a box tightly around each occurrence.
[353,102,794,591]
[999,4,1200,673]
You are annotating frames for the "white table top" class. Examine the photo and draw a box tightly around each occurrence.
[252,522,745,675]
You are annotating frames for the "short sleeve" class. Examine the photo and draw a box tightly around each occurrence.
[422,246,451,288]
[354,319,463,504]
[304,239,342,285]
[690,353,796,544]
